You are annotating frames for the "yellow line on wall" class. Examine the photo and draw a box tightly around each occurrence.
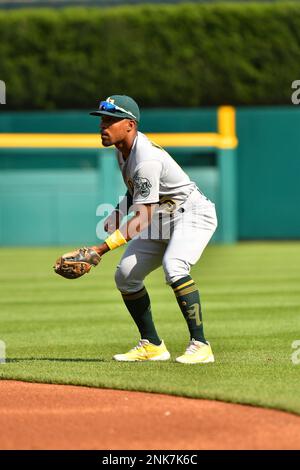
[148,133,237,149]
[0,132,237,149]
[0,133,102,149]
[218,106,236,139]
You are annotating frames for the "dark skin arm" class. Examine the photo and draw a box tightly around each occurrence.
[103,190,134,234]
[92,203,157,256]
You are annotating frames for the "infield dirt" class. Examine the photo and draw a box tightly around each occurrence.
[0,380,299,450]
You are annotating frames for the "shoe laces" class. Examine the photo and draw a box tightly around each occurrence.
[185,339,205,355]
[131,339,150,351]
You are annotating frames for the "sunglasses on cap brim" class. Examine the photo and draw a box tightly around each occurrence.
[99,101,137,120]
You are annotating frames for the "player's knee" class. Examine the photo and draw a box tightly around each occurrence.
[114,264,143,293]
[162,257,190,285]
[115,265,128,291]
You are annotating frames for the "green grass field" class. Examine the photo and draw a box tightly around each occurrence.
[0,243,299,415]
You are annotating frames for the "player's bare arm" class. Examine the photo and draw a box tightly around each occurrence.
[103,209,122,234]
[104,190,133,234]
[92,203,157,256]
[53,202,155,278]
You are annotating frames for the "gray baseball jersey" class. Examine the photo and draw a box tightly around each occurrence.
[116,131,207,210]
[114,131,217,288]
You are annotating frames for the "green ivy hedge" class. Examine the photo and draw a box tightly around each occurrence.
[0,3,299,109]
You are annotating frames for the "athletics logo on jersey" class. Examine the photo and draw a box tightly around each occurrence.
[133,174,152,198]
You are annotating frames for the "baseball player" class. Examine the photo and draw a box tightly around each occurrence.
[55,95,218,364]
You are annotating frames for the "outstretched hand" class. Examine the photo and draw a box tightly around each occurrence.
[53,247,101,279]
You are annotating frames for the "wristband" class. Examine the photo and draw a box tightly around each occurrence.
[105,229,127,251]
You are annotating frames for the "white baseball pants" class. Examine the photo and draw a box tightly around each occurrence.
[115,189,218,292]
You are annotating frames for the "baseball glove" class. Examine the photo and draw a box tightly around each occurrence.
[54,247,101,279]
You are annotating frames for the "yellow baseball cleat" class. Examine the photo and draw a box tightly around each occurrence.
[113,339,170,362]
[176,339,215,364]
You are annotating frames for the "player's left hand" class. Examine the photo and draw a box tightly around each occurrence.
[53,246,101,279]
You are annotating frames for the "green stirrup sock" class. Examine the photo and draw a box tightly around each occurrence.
[171,275,207,344]
[121,287,161,346]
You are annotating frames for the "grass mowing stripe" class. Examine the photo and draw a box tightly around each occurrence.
[0,243,300,415]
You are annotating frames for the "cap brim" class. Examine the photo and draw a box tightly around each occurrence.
[89,110,137,121]
[90,110,122,117]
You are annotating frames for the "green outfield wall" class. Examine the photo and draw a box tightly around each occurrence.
[236,107,300,239]
[0,107,299,246]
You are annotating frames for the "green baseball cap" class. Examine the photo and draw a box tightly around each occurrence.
[90,95,140,122]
